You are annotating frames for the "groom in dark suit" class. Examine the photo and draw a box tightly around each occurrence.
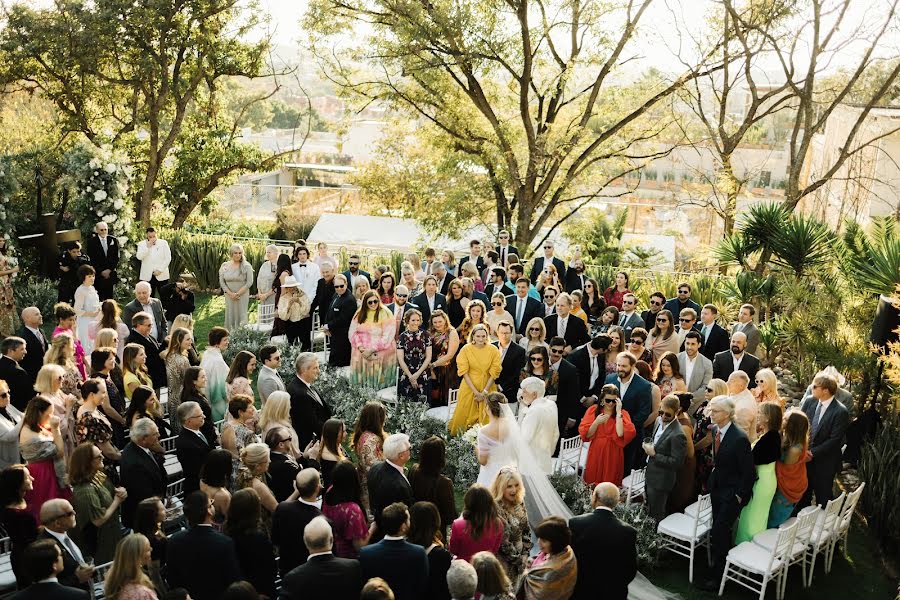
[797,373,849,510]
[18,306,47,386]
[493,321,526,406]
[85,221,119,301]
[288,353,331,449]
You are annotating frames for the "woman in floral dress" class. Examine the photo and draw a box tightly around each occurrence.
[491,467,532,586]
[397,309,432,402]
[352,401,387,513]
[655,352,686,396]
[428,310,460,408]
[0,238,19,337]
[348,290,397,390]
[73,378,121,473]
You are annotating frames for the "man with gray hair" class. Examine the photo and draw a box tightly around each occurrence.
[278,516,364,600]
[366,434,413,539]
[288,352,331,448]
[0,336,32,411]
[124,309,166,391]
[323,273,357,367]
[38,499,97,590]
[175,401,212,494]
[119,417,166,527]
[727,370,757,442]
[569,482,637,600]
[517,376,559,473]
[446,559,478,600]
[86,220,119,300]
[122,281,168,343]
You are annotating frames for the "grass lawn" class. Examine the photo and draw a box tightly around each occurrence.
[192,291,259,351]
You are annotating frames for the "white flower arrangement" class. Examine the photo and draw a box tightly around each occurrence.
[462,424,482,446]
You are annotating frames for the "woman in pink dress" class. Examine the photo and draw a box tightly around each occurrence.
[19,397,69,520]
[103,533,159,600]
[348,290,397,390]
[52,303,88,380]
[321,461,372,558]
[448,484,504,562]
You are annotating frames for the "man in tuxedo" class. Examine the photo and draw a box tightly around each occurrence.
[663,282,701,320]
[543,293,589,354]
[496,229,519,267]
[547,337,582,446]
[174,402,213,494]
[529,240,566,284]
[342,254,372,289]
[564,258,588,293]
[257,345,286,405]
[698,304,730,360]
[367,434,413,537]
[484,267,514,299]
[494,322,526,405]
[567,336,609,420]
[731,303,761,355]
[323,275,357,368]
[463,239,486,275]
[122,281,169,345]
[678,332,713,401]
[38,500,94,591]
[712,331,760,388]
[642,396,688,520]
[166,491,242,600]
[409,275,447,324]
[505,278,543,337]
[85,221,119,301]
[125,312,167,391]
[617,293,645,341]
[604,352,653,475]
[696,396,755,592]
[288,353,331,449]
[119,418,167,528]
[265,427,307,502]
[311,262,337,321]
[359,502,428,600]
[273,468,323,574]
[279,516,363,600]
[798,373,850,510]
[641,291,666,332]
[10,539,89,600]
[569,482,637,600]
[431,262,451,296]
[18,307,47,385]
[0,337,34,412]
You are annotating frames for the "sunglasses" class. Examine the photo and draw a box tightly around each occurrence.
[0,392,8,398]
[658,411,675,418]
[650,300,663,306]
[530,357,544,362]
[544,296,555,300]
[528,327,541,332]
[543,246,552,249]
[623,300,634,304]
[604,398,617,404]
[349,262,360,266]
[396,294,408,298]
[491,302,503,306]
[657,318,669,322]
[630,339,644,345]
[367,300,379,305]
[585,284,593,288]
[550,348,564,354]
[334,284,346,289]
[679,318,693,322]
[706,387,714,392]
[755,379,764,384]
[279,437,293,444]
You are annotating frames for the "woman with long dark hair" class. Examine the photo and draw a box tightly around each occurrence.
[270,253,294,338]
[164,328,193,432]
[69,442,126,563]
[322,461,371,558]
[768,409,811,528]
[90,299,130,359]
[225,351,256,401]
[199,448,233,529]
[0,464,38,587]
[519,346,559,396]
[91,347,128,449]
[646,309,679,368]
[655,351,687,396]
[448,484,503,562]
[348,290,397,390]
[19,396,67,519]
[408,501,451,600]
[226,488,277,600]
[319,418,347,489]
[579,384,636,487]
[352,401,387,512]
[409,436,457,542]
[602,271,631,310]
[581,278,605,325]
[125,387,170,441]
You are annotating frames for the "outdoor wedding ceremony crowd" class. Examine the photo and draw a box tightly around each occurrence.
[0,222,857,600]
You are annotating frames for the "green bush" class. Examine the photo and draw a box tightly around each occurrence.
[241,240,268,294]
[13,278,58,320]
[180,234,232,290]
[858,410,900,553]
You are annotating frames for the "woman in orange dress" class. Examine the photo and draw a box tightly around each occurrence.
[579,383,636,487]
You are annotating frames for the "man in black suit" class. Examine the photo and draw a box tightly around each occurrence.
[696,396,755,592]
[272,468,323,575]
[174,402,213,495]
[288,353,331,449]
[341,254,372,289]
[547,337,582,446]
[166,491,242,600]
[798,373,850,510]
[698,304,730,360]
[529,239,567,284]
[543,293,589,354]
[569,482,637,600]
[323,274,357,368]
[565,258,588,293]
[18,307,47,386]
[38,500,93,592]
[663,282,701,320]
[0,337,34,412]
[278,516,363,600]
[359,502,428,600]
[266,427,311,502]
[311,262,337,321]
[119,418,167,528]
[431,262,451,296]
[494,321,526,406]
[484,267,514,299]
[462,239,486,275]
[567,336,610,425]
[711,331,760,388]
[367,434,413,537]
[84,221,119,301]
[496,230,519,267]
[641,291,666,332]
[125,312,167,391]
[505,278,543,337]
[10,539,89,600]
[409,275,447,324]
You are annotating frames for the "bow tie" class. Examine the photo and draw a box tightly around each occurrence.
[297,263,306,267]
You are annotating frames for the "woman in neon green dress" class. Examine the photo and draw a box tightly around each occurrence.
[735,402,783,544]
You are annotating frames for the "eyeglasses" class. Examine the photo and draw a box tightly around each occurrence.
[349,262,360,266]
[656,318,669,323]
[279,437,292,444]
[755,379,764,384]
[549,348,564,354]
[544,295,555,300]
[528,327,541,332]
[679,318,693,322]
[658,410,675,418]
[604,398,617,404]
[52,510,76,520]
[334,284,346,289]
[188,414,204,420]
[650,300,663,306]
[367,300,379,306]
[530,357,544,362]
[630,339,644,345]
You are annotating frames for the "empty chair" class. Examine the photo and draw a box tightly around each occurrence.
[828,483,865,570]
[719,519,798,600]
[656,493,713,582]
[622,468,646,507]
[752,506,821,596]
[0,536,14,597]
[803,492,845,586]
[554,435,584,475]
[249,303,276,333]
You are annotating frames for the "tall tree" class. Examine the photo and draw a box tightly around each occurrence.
[305,0,721,255]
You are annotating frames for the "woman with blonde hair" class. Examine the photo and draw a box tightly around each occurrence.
[353,277,371,306]
[535,263,562,295]
[122,343,152,400]
[234,442,278,533]
[569,290,588,324]
[164,328,192,431]
[103,533,158,600]
[219,243,254,331]
[457,300,487,344]
[446,279,469,329]
[90,299,130,359]
[460,261,484,293]
[258,391,302,458]
[518,317,549,352]
[485,293,514,341]
[490,466,531,584]
[171,314,200,365]
[348,290,397,390]
[34,364,76,439]
[44,332,83,397]
[400,261,423,296]
[442,249,458,277]
[753,368,784,409]
[448,325,501,434]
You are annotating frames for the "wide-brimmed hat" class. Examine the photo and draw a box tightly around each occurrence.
[282,276,301,288]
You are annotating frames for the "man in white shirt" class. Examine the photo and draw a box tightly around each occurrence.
[676,307,698,346]
[135,227,172,297]
[727,371,757,441]
[291,246,322,351]
[518,377,559,473]
[38,499,96,590]
[678,331,712,401]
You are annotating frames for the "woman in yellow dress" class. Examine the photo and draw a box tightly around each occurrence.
[448,324,502,435]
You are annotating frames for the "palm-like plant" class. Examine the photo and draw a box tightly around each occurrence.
[769,214,836,278]
[713,233,755,270]
[739,202,791,255]
[840,218,900,297]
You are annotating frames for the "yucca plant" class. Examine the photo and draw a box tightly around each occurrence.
[757,318,782,365]
[769,213,836,278]
[720,271,763,305]
[839,217,900,297]
[739,202,791,255]
[181,234,232,290]
[858,410,900,551]
[241,240,268,293]
[713,232,756,271]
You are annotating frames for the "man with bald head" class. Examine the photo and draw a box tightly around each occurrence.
[279,516,363,600]
[569,483,637,600]
[272,468,323,575]
[122,281,168,343]
[38,499,93,590]
[85,221,119,300]
[18,306,47,384]
[712,331,759,388]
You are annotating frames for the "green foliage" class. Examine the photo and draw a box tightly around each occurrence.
[221,326,275,366]
[12,278,57,320]
[180,234,232,291]
[613,504,666,569]
[839,218,900,297]
[622,245,665,270]
[769,213,835,278]
[547,472,592,515]
[0,157,20,253]
[182,213,276,239]
[564,209,627,266]
[858,411,900,551]
[241,240,268,294]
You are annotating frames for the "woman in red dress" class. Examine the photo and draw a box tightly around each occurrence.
[602,271,632,311]
[579,383,636,486]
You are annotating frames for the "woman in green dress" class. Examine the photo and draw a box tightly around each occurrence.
[69,442,127,563]
[735,402,783,544]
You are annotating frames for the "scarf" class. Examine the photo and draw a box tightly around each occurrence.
[520,546,578,600]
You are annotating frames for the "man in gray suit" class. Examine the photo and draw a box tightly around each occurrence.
[730,303,760,355]
[617,293,645,341]
[798,373,849,510]
[642,395,687,520]
[257,345,286,405]
[122,281,168,343]
[678,332,712,401]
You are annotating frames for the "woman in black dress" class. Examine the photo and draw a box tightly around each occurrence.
[408,501,452,600]
[270,254,294,339]
[226,488,277,600]
[397,309,432,402]
[0,465,38,588]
